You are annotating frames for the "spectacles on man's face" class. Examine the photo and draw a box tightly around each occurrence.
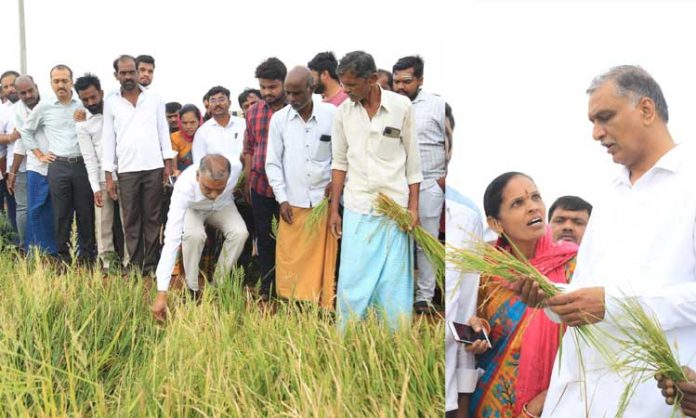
[209,96,228,105]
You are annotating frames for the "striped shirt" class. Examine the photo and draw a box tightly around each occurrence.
[412,90,446,185]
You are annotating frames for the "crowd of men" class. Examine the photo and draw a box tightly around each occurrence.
[0,50,451,330]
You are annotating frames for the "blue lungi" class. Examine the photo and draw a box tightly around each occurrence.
[337,208,414,331]
[26,171,57,255]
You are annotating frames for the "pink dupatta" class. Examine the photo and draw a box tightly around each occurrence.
[507,228,578,414]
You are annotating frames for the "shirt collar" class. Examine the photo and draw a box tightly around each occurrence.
[349,86,393,113]
[613,144,683,186]
[52,91,78,105]
[412,89,426,103]
[210,113,236,128]
[116,85,146,98]
[288,98,321,122]
[86,110,103,121]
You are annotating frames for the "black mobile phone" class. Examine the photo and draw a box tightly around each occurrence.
[448,321,490,346]
[383,127,400,137]
[320,134,331,142]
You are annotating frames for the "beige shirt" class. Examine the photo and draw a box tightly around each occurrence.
[331,88,422,214]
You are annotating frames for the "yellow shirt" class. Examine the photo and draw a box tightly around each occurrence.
[170,131,193,170]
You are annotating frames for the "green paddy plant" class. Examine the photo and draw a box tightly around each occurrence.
[375,193,445,290]
[304,197,330,235]
[0,250,442,417]
[608,296,689,418]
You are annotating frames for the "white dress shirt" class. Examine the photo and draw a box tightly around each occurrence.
[0,102,26,173]
[102,87,175,174]
[191,114,246,167]
[12,100,47,176]
[542,144,696,417]
[76,112,117,193]
[331,88,423,214]
[155,162,242,292]
[445,196,482,412]
[265,99,336,208]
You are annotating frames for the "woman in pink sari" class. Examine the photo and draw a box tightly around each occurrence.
[467,172,578,418]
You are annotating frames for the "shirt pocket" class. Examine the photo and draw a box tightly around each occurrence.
[376,132,403,160]
[313,134,332,161]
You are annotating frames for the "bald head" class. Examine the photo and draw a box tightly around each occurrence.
[15,75,39,109]
[286,66,313,90]
[286,66,314,113]
[197,154,231,200]
[199,154,231,180]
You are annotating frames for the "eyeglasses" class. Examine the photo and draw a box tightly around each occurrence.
[209,97,228,105]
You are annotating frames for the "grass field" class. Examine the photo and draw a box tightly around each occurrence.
[0,251,443,417]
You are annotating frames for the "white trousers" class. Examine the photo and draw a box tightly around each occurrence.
[181,204,248,291]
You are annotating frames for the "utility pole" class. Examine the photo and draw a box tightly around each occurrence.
[18,0,27,74]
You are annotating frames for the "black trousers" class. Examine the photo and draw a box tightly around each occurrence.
[118,168,163,276]
[235,197,255,269]
[47,159,96,263]
[250,189,278,296]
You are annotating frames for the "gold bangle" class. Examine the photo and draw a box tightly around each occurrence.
[522,403,541,418]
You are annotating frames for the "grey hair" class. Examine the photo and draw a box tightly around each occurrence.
[198,154,231,180]
[587,65,669,122]
[14,75,35,87]
[337,51,377,79]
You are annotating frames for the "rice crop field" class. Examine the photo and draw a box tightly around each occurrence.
[0,250,443,417]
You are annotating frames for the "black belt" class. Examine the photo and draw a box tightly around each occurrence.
[53,155,84,163]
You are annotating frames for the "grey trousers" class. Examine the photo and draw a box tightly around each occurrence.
[95,182,128,268]
[14,171,27,246]
[415,181,445,303]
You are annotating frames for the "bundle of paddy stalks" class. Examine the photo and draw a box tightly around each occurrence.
[234,170,247,191]
[446,236,561,295]
[271,215,279,240]
[446,234,609,358]
[608,296,689,417]
[304,197,330,235]
[374,193,444,288]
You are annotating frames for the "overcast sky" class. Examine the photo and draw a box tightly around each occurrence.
[0,0,452,111]
[3,0,694,220]
[449,1,696,217]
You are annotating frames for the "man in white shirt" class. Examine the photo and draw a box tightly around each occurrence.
[103,55,175,277]
[75,73,125,271]
[265,66,337,309]
[9,76,56,254]
[192,86,246,166]
[151,154,247,321]
[328,51,423,330]
[393,55,447,315]
[514,65,696,417]
[0,70,23,244]
[445,192,483,418]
